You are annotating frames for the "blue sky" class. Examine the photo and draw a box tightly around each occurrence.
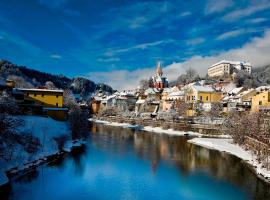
[0,0,270,89]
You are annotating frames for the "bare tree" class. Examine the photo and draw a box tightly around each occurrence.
[174,100,191,117]
[98,106,119,117]
[45,81,57,89]
[64,89,77,108]
[139,79,149,90]
[205,102,223,120]
[7,75,33,88]
[0,95,40,161]
[68,107,89,139]
[222,112,246,144]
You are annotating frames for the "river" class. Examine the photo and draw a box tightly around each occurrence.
[1,123,270,200]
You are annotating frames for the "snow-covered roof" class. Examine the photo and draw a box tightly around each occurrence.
[210,60,252,68]
[169,91,185,97]
[101,95,116,102]
[145,88,161,95]
[136,99,145,104]
[228,87,243,95]
[119,90,136,96]
[162,87,173,93]
[256,86,270,92]
[234,89,255,98]
[17,88,63,93]
[192,85,215,92]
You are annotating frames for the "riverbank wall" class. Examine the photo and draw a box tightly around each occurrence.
[93,116,223,136]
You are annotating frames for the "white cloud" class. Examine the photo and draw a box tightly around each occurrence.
[97,57,120,62]
[88,31,270,90]
[186,37,206,45]
[223,2,270,21]
[216,29,245,40]
[248,18,268,24]
[216,28,266,40]
[205,0,234,14]
[105,39,174,56]
[180,12,191,17]
[50,54,62,59]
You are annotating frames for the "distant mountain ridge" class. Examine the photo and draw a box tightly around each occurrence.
[0,59,114,98]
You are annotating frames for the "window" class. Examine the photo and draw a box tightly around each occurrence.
[27,93,29,96]
[200,96,202,101]
[56,103,58,107]
[56,95,59,98]
[206,96,209,101]
[34,93,37,97]
[41,94,44,97]
[259,101,262,105]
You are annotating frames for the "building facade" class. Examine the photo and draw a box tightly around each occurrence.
[208,60,252,77]
[18,88,64,108]
[185,85,222,116]
[251,91,270,112]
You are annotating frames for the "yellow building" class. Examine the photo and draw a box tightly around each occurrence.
[186,85,222,104]
[185,85,222,116]
[251,91,270,112]
[18,88,64,108]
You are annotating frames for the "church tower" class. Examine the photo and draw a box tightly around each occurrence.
[152,62,168,90]
[156,61,163,76]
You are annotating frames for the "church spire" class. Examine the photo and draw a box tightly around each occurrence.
[156,61,163,76]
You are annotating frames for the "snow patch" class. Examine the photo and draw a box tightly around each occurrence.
[188,138,270,180]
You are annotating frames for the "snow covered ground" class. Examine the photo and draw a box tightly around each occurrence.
[0,115,80,186]
[188,138,270,180]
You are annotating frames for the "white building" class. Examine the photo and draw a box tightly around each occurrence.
[208,60,252,77]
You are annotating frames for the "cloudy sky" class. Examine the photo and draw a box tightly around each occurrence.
[0,0,270,89]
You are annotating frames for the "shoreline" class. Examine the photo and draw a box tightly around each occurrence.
[188,138,270,184]
[89,117,270,184]
[89,118,231,138]
[0,140,85,188]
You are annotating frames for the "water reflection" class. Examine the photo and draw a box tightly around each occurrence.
[1,123,270,200]
[90,123,270,200]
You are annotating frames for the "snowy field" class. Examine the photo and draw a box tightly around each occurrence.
[188,138,270,180]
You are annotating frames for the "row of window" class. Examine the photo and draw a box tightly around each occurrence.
[187,95,209,101]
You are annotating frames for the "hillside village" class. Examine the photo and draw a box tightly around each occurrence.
[1,59,270,185]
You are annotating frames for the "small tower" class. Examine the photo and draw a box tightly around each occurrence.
[152,62,168,90]
[156,61,163,76]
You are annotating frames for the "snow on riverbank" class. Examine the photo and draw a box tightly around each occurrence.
[89,118,202,137]
[0,115,76,186]
[188,138,270,180]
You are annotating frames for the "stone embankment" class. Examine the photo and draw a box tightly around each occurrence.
[93,116,223,136]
